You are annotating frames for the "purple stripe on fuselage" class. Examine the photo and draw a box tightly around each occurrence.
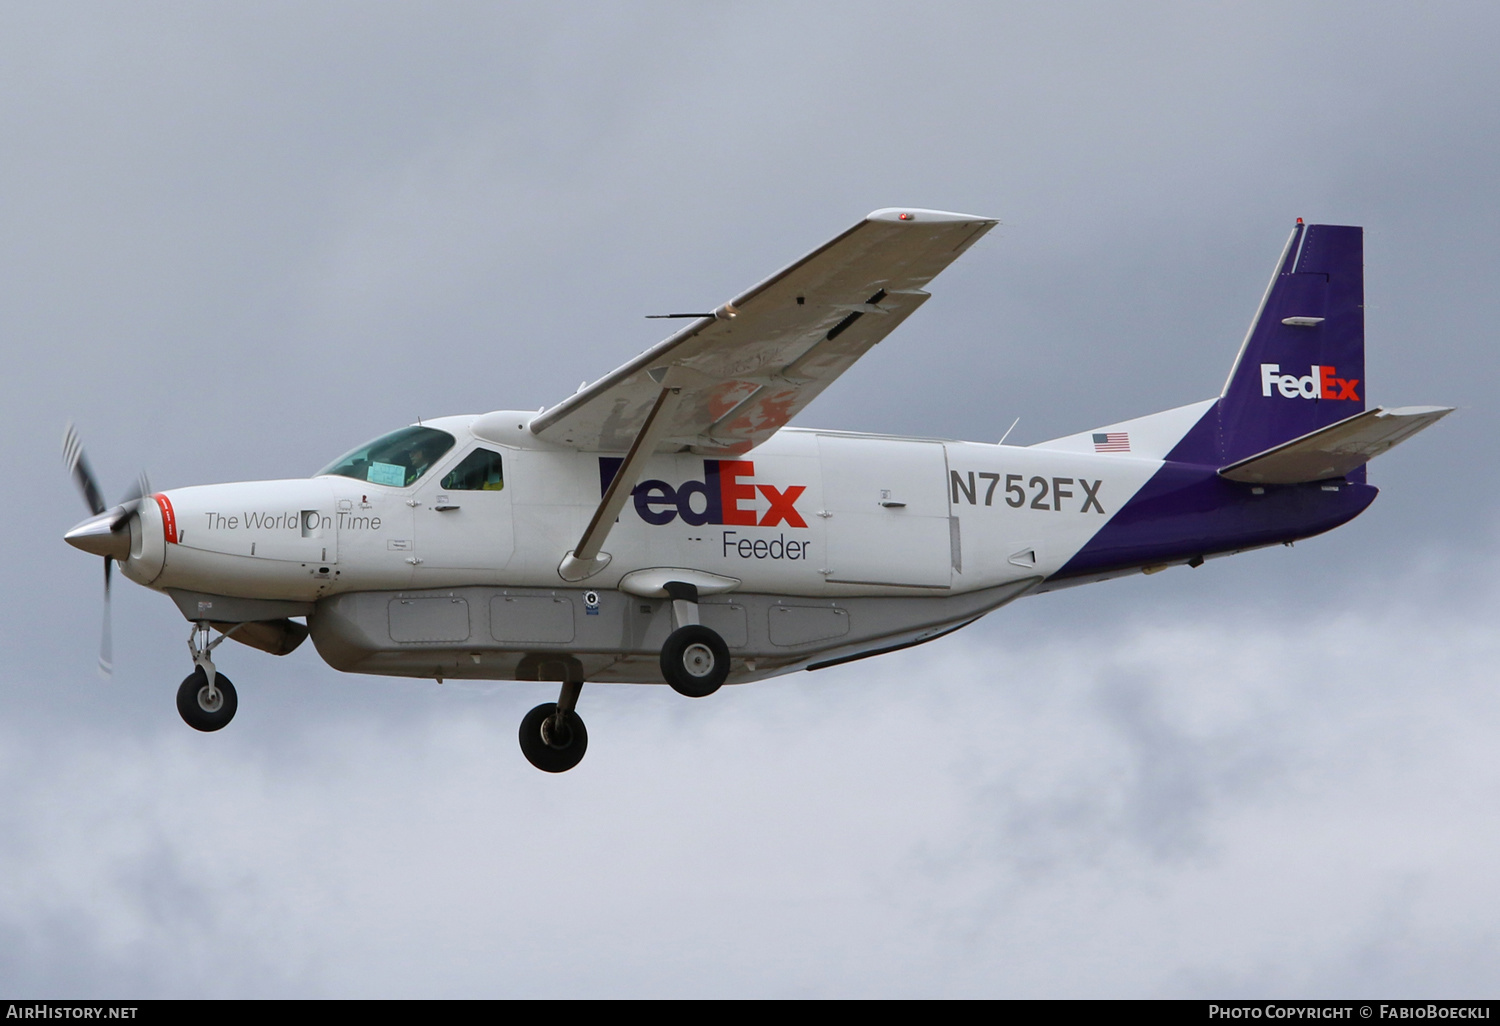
[1051,458,1377,582]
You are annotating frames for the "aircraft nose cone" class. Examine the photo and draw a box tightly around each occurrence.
[65,510,130,560]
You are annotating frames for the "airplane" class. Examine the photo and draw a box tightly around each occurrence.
[63,209,1450,772]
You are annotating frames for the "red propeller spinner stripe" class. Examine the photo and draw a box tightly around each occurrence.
[153,493,178,544]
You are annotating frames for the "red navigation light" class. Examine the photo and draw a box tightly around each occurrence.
[898,212,912,220]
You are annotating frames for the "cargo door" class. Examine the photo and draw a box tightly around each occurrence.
[817,435,951,588]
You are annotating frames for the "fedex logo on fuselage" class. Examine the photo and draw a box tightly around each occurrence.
[600,458,808,528]
[1260,364,1360,401]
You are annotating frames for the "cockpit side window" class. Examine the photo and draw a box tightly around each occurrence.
[441,448,505,491]
[318,426,456,487]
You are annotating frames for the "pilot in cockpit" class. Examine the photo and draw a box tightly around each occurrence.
[402,442,433,485]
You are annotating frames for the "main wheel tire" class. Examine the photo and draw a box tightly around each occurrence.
[518,702,588,773]
[176,667,238,732]
[660,624,730,698]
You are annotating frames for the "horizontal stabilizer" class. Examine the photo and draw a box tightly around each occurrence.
[1218,405,1452,484]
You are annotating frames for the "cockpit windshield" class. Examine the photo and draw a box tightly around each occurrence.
[317,426,456,487]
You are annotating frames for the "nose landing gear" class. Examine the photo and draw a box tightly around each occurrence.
[177,621,240,732]
[177,666,238,731]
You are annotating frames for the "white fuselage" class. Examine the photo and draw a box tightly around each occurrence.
[122,412,1165,605]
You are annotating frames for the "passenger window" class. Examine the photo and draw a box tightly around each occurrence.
[441,448,505,491]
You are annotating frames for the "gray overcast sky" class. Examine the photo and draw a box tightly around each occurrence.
[4,2,1498,997]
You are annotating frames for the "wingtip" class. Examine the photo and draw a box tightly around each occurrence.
[866,207,998,225]
[1378,404,1455,418]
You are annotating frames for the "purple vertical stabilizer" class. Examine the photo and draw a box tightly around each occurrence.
[1055,223,1375,583]
[1169,222,1366,467]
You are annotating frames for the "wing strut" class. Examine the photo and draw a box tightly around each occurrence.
[557,379,683,582]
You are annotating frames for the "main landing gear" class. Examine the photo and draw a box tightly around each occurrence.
[514,581,732,773]
[659,581,730,698]
[519,680,588,773]
[177,621,239,732]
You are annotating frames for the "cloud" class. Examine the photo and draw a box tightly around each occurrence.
[2,553,1496,997]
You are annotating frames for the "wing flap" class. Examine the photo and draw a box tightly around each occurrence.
[530,208,995,454]
[1218,405,1453,484]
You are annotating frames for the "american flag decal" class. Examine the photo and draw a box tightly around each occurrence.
[1092,432,1130,453]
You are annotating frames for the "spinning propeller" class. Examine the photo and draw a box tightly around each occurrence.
[62,423,150,676]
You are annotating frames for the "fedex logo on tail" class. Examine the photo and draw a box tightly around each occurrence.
[600,458,808,528]
[1260,364,1360,401]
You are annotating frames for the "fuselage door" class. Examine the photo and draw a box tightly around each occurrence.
[412,445,515,571]
[817,435,952,589]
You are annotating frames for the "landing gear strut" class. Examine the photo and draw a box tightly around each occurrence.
[178,621,239,732]
[659,582,729,698]
[519,680,588,773]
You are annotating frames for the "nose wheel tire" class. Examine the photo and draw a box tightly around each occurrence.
[661,625,730,698]
[176,667,238,732]
[519,702,588,773]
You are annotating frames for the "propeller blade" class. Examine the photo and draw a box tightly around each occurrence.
[64,425,149,678]
[99,557,113,678]
[62,423,107,517]
[118,470,152,510]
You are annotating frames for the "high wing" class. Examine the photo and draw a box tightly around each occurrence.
[530,208,998,456]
